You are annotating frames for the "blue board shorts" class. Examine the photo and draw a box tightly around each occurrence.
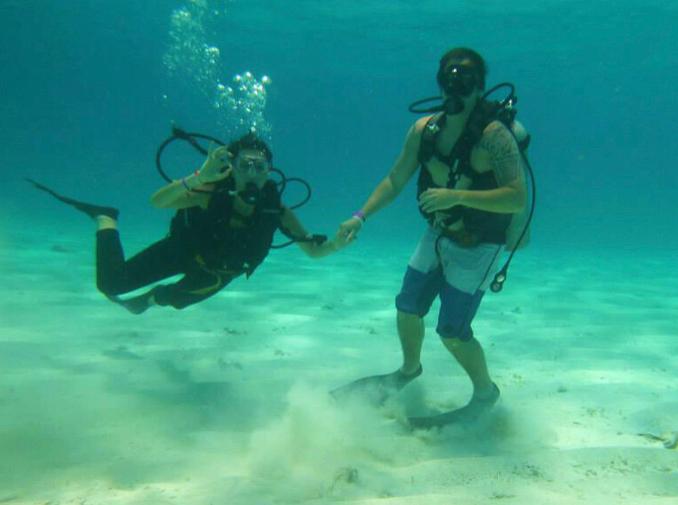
[395,227,503,341]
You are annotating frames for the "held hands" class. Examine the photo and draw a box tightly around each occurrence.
[330,228,352,250]
[336,188,461,244]
[300,229,352,258]
[418,188,461,213]
[338,216,363,242]
[198,145,233,183]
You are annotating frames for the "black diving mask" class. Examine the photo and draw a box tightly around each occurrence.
[408,65,480,115]
[436,64,479,97]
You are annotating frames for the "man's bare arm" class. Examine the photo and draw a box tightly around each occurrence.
[456,121,526,214]
[359,122,422,218]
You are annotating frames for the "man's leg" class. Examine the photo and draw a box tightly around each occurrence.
[437,282,499,403]
[436,239,503,400]
[329,308,424,403]
[407,333,499,428]
[330,267,435,403]
[407,330,499,428]
[330,229,440,402]
[394,228,444,377]
[397,310,425,376]
[441,336,494,398]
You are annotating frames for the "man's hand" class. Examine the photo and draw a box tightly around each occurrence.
[338,216,363,242]
[418,188,461,213]
[199,145,232,183]
[330,229,352,250]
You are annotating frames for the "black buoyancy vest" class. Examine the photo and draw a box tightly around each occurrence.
[416,100,530,244]
[169,178,282,276]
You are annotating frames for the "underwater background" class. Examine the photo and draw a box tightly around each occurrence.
[2,0,677,250]
[1,1,677,504]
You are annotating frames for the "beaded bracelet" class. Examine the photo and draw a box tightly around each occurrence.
[181,170,203,192]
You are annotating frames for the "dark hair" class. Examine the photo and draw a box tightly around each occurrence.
[437,47,487,90]
[228,132,273,161]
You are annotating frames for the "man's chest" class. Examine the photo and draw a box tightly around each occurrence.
[425,146,492,188]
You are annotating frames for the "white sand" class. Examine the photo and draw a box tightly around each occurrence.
[0,224,676,505]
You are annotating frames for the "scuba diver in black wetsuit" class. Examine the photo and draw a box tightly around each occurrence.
[28,133,348,314]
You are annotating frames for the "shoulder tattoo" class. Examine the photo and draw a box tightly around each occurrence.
[477,123,521,185]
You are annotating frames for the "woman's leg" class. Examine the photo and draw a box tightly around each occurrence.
[151,265,236,309]
[96,227,184,297]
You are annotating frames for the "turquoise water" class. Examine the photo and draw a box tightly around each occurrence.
[1,1,677,503]
[2,0,677,248]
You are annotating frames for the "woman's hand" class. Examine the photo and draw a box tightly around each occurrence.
[330,229,352,250]
[198,145,232,183]
[418,188,461,213]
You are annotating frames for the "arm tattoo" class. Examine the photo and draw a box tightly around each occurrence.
[477,123,521,185]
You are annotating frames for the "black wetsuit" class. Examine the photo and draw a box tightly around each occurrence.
[96,179,281,311]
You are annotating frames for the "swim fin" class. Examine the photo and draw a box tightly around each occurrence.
[330,365,423,406]
[27,178,119,220]
[408,383,500,429]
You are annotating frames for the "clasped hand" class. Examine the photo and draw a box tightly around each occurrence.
[338,217,362,242]
[418,188,461,213]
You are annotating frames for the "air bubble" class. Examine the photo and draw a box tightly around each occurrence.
[164,1,272,140]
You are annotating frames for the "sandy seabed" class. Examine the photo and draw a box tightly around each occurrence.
[1,223,676,505]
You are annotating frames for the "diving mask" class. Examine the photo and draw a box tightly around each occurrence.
[437,64,479,97]
[235,155,270,175]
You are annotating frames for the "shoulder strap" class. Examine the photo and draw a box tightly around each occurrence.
[417,113,445,164]
[517,134,531,151]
